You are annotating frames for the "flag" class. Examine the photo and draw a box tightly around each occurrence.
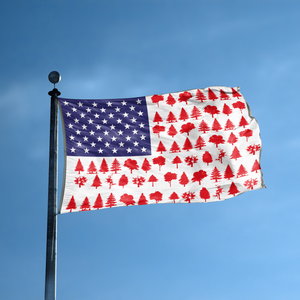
[58,86,265,213]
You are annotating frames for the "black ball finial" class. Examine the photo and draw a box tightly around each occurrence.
[48,71,61,85]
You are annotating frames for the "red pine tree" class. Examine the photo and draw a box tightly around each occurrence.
[212,119,222,132]
[164,172,177,187]
[230,146,242,160]
[179,172,189,187]
[151,94,164,107]
[191,170,207,185]
[227,132,238,145]
[118,174,128,188]
[198,120,210,133]
[204,105,220,118]
[182,137,193,151]
[209,135,225,148]
[179,108,189,121]
[170,141,181,153]
[153,156,166,171]
[225,119,235,130]
[208,88,218,101]
[232,88,242,99]
[120,194,135,206]
[202,151,213,166]
[172,156,182,168]
[80,197,91,211]
[220,89,230,100]
[251,159,261,173]
[191,106,201,120]
[178,91,192,104]
[138,193,148,205]
[149,191,163,203]
[75,159,84,174]
[169,192,179,203]
[141,158,151,173]
[66,196,76,212]
[200,187,210,202]
[124,159,139,173]
[196,89,207,102]
[153,112,163,124]
[228,182,240,196]
[237,164,248,178]
[222,103,232,116]
[93,193,103,210]
[224,165,234,180]
[105,193,117,208]
[166,94,176,107]
[91,175,102,189]
[167,124,177,138]
[166,111,177,123]
[210,167,222,182]
[239,116,249,128]
[87,161,97,174]
[148,175,158,187]
[99,158,109,173]
[180,122,196,136]
[195,136,206,150]
[156,141,167,154]
[111,158,121,174]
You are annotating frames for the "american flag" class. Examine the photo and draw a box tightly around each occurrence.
[58,86,265,214]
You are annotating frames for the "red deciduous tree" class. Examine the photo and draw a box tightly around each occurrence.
[179,108,189,121]
[164,172,177,186]
[202,151,213,165]
[247,144,260,155]
[179,172,189,187]
[208,88,218,101]
[110,158,121,173]
[148,175,158,187]
[153,125,165,137]
[74,176,87,188]
[87,161,97,174]
[75,159,84,174]
[210,167,222,182]
[166,94,176,107]
[138,193,148,205]
[141,158,151,173]
[120,194,135,206]
[91,175,102,189]
[132,176,146,187]
[105,175,115,189]
[214,186,224,200]
[169,192,179,203]
[99,158,109,173]
[230,146,242,160]
[228,182,240,196]
[195,136,206,150]
[105,193,117,208]
[185,155,198,167]
[212,119,222,132]
[227,132,238,145]
[182,191,196,203]
[224,165,234,180]
[66,196,76,212]
[225,119,235,130]
[237,164,248,178]
[153,112,163,124]
[80,197,91,211]
[232,101,246,113]
[251,159,261,173]
[196,89,207,102]
[191,170,207,185]
[244,178,258,190]
[191,106,201,120]
[209,135,225,148]
[172,156,182,168]
[222,103,232,116]
[200,187,210,202]
[156,141,167,154]
[204,105,220,118]
[182,138,193,151]
[93,193,103,210]
[232,88,242,99]
[198,120,210,133]
[118,174,128,188]
[239,129,253,142]
[239,116,249,128]
[124,159,139,173]
[150,191,163,203]
[151,94,164,107]
[170,141,181,153]
[178,91,192,104]
[216,149,226,163]
[166,111,177,123]
[167,124,177,138]
[153,156,166,171]
[220,89,230,100]
[180,122,196,136]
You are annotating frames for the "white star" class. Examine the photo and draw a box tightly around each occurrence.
[74,118,79,123]
[123,112,129,117]
[119,142,124,147]
[80,113,86,118]
[90,130,95,135]
[70,147,76,153]
[76,130,81,135]
[126,136,131,141]
[130,106,135,111]
[110,124,116,130]
[77,142,82,147]
[132,129,138,134]
[139,123,145,128]
[69,135,75,140]
[102,119,108,124]
[96,125,101,130]
[83,136,88,141]
[112,148,118,153]
[118,130,123,135]
[122,101,127,106]
[88,119,93,124]
[100,108,106,113]
[133,141,139,146]
[86,108,92,113]
[108,113,114,118]
[138,111,143,116]
[94,113,100,118]
[141,147,147,152]
[91,142,96,147]
[115,107,121,112]
[72,107,77,112]
[78,102,83,107]
[84,148,89,153]
[140,135,146,140]
[131,117,137,123]
[126,148,132,153]
[68,123,73,129]
[104,130,109,135]
[66,112,71,117]
[92,102,97,107]
[124,124,130,129]
[105,142,110,147]
[111,136,117,142]
[136,99,142,104]
[63,101,69,105]
[82,125,87,130]
[117,118,122,124]
[98,148,103,153]
[97,136,102,142]
[107,101,112,107]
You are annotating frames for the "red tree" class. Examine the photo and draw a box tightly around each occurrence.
[153,125,165,137]
[233,101,246,113]
[196,89,207,102]
[75,159,84,174]
[237,164,248,178]
[239,129,253,142]
[80,197,91,211]
[66,196,76,212]
[247,144,260,155]
[153,156,166,171]
[182,191,196,203]
[210,167,222,182]
[251,159,261,173]
[167,111,177,123]
[198,120,210,133]
[170,141,181,153]
[225,119,235,130]
[74,176,87,188]
[118,174,128,188]
[93,193,103,210]
[124,159,139,173]
[132,176,146,187]
[220,89,230,100]
[167,124,177,138]
[200,187,210,202]
[204,105,220,118]
[120,194,135,206]
[149,191,163,203]
[214,186,224,200]
[164,172,177,187]
[224,165,234,180]
[179,172,189,187]
[148,175,158,187]
[191,106,201,120]
[227,132,238,145]
[178,91,192,104]
[230,147,242,160]
[202,151,213,165]
[87,161,97,174]
[208,88,218,101]
[185,155,198,167]
[172,156,182,168]
[216,149,226,163]
[105,193,117,208]
[182,138,193,151]
[91,175,102,189]
[141,158,151,173]
[212,119,222,132]
[244,178,258,190]
[138,193,148,205]
[228,182,240,196]
[179,108,189,121]
[195,136,206,150]
[156,141,167,154]
[239,116,249,128]
[99,158,109,173]
[111,158,121,174]
[191,170,207,185]
[166,94,176,107]
[151,94,164,107]
[169,192,179,203]
[222,103,232,116]
[232,88,242,99]
[106,175,115,189]
[153,112,163,124]
[180,122,196,136]
[209,135,225,148]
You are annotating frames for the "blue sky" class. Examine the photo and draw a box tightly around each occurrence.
[1,0,300,299]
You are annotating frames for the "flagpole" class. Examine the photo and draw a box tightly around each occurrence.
[45,71,61,300]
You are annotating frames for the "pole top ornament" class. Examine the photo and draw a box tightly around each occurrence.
[48,71,61,86]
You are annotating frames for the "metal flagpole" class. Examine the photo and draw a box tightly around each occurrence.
[45,71,61,300]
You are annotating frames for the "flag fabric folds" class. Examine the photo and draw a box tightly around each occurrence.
[58,86,265,214]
